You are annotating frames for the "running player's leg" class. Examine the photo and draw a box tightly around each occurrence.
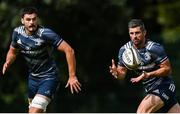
[137,94,164,113]
[29,94,50,113]
[168,103,180,113]
[28,77,38,112]
[156,82,180,112]
[29,77,59,113]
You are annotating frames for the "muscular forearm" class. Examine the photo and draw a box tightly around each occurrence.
[57,41,77,77]
[145,60,172,78]
[147,67,171,78]
[146,60,171,78]
[131,62,171,83]
[66,48,76,77]
[3,47,18,74]
[5,47,18,66]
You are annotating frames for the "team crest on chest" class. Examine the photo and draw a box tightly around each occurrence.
[144,52,151,61]
[31,38,44,46]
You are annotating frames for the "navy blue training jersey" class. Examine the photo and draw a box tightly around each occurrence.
[11,26,63,78]
[118,40,174,92]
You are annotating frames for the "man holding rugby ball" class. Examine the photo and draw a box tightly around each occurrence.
[109,19,180,113]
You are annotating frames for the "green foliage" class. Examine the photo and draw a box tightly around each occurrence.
[157,1,180,43]
[0,0,180,113]
[162,26,180,43]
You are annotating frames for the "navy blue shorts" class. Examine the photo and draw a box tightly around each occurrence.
[28,76,60,99]
[148,82,178,112]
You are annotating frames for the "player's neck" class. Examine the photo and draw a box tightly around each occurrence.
[25,30,33,36]
[134,41,146,49]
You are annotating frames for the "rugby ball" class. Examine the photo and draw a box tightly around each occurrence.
[122,47,141,70]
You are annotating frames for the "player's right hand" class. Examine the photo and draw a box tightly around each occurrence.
[109,59,118,78]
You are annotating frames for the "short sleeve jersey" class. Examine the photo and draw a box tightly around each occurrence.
[11,26,63,78]
[118,40,174,92]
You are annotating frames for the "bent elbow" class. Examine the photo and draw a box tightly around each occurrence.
[66,47,75,56]
[69,48,75,55]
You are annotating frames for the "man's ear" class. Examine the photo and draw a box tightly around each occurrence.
[143,30,146,36]
[21,18,24,24]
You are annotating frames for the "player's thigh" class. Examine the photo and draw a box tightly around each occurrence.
[37,78,59,98]
[168,103,180,113]
[28,78,38,99]
[137,94,164,113]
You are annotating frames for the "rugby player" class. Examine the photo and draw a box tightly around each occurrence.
[109,19,180,113]
[2,7,81,113]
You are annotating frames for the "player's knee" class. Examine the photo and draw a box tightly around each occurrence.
[30,96,50,111]
[168,103,180,113]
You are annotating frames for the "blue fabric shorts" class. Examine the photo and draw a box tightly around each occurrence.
[28,76,60,99]
[148,82,178,112]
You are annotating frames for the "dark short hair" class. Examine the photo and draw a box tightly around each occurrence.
[128,19,146,31]
[20,7,38,18]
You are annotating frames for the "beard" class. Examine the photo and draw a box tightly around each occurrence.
[132,39,143,48]
[133,39,141,45]
[28,25,37,32]
[25,25,37,34]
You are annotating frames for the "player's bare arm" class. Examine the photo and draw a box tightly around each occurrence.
[131,59,171,83]
[2,46,19,75]
[147,59,171,78]
[57,40,81,94]
[109,59,127,80]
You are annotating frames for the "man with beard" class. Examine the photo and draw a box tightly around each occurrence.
[2,7,81,113]
[109,19,180,112]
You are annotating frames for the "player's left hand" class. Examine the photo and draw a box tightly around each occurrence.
[65,76,81,94]
[130,71,148,83]
[2,62,10,75]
